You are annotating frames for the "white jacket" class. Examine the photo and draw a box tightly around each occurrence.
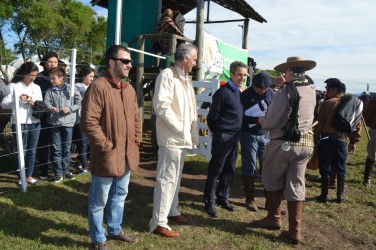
[153,66,198,148]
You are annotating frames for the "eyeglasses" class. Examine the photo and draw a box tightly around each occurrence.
[111,58,132,65]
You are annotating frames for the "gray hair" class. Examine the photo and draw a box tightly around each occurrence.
[174,44,198,61]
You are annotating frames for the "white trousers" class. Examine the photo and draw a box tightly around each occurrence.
[149,146,187,232]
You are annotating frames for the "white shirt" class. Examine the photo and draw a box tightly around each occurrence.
[1,81,43,124]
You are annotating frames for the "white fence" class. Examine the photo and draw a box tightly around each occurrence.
[190,79,219,160]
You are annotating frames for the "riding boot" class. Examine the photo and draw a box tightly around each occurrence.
[264,189,286,215]
[281,201,303,245]
[316,175,329,203]
[364,158,375,186]
[329,172,336,189]
[337,175,345,203]
[254,190,282,230]
[243,176,258,211]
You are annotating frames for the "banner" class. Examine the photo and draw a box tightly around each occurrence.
[202,31,248,82]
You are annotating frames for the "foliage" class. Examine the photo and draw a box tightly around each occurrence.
[0,0,107,65]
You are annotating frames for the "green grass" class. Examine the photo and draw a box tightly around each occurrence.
[0,109,375,249]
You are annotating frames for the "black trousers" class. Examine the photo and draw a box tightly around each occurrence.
[204,131,239,205]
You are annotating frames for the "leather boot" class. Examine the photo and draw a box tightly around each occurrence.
[243,176,258,211]
[364,158,374,186]
[316,175,329,203]
[337,175,345,203]
[254,190,282,230]
[329,172,336,189]
[281,201,303,245]
[264,189,286,215]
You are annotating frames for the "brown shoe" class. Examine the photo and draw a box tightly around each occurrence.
[90,242,110,250]
[246,200,258,212]
[152,226,180,237]
[107,231,138,243]
[168,215,188,223]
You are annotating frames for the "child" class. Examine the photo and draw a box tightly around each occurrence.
[44,67,82,182]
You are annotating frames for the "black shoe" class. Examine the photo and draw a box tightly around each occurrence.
[52,175,63,183]
[216,200,235,212]
[205,204,218,218]
[64,172,75,180]
[316,195,328,203]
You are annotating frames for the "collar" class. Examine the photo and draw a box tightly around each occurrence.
[227,79,241,93]
[174,65,187,78]
[51,83,68,91]
[104,70,126,89]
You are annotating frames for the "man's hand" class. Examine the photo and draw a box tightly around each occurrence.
[348,143,356,153]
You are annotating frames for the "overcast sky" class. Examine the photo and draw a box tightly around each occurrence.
[83,0,376,92]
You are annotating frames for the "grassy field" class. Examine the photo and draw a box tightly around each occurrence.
[0,106,375,249]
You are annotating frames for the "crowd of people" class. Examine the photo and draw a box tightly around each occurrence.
[0,52,96,184]
[0,43,375,250]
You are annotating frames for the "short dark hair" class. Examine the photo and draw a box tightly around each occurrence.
[49,67,66,78]
[174,44,197,62]
[105,45,130,68]
[325,78,346,93]
[77,67,96,82]
[229,61,247,74]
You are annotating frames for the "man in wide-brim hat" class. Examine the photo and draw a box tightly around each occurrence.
[274,56,316,73]
[253,56,317,245]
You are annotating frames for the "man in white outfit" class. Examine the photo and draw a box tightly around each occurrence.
[149,44,198,237]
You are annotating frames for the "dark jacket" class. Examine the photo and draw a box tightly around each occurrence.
[241,86,274,135]
[80,71,141,177]
[207,83,242,133]
[363,96,376,129]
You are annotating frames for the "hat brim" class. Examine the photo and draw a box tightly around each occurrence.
[274,60,316,73]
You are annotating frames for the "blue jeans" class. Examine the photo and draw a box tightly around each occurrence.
[240,131,269,176]
[50,126,73,176]
[318,137,347,177]
[12,123,41,177]
[88,168,130,243]
[72,123,89,169]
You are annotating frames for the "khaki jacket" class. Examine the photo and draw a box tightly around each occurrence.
[80,72,140,177]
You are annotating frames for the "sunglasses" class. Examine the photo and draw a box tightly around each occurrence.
[112,58,132,65]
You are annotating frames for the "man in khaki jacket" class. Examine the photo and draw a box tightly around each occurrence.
[81,45,140,250]
[149,44,198,238]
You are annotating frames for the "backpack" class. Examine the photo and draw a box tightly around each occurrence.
[332,95,363,134]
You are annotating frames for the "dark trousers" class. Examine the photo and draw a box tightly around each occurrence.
[72,123,89,169]
[204,131,239,205]
[37,119,51,176]
[318,137,347,177]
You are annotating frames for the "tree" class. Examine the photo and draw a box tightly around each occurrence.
[4,0,106,65]
[0,0,17,82]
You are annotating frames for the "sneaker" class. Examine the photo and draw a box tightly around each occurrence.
[40,175,48,180]
[17,179,22,186]
[52,175,63,183]
[65,173,75,180]
[79,169,88,174]
[26,178,40,185]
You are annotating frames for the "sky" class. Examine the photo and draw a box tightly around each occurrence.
[65,1,376,93]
